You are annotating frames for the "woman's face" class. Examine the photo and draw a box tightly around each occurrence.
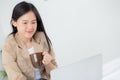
[13,11,37,40]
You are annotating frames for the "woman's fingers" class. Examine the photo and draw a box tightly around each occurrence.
[42,51,46,56]
[42,51,52,65]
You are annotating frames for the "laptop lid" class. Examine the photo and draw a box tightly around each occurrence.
[51,54,102,80]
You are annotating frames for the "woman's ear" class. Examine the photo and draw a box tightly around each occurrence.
[12,20,17,27]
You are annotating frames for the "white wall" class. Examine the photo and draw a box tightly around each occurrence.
[0,0,120,67]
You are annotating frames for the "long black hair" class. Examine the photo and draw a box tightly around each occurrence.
[11,1,51,52]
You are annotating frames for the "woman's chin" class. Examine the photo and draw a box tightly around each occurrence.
[25,34,34,39]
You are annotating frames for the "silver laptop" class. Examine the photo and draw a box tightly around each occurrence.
[51,54,102,80]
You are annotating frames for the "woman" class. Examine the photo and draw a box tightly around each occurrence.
[2,1,57,80]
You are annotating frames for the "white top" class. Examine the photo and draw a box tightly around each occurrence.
[28,47,41,80]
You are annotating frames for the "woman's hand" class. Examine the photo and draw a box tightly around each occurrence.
[42,51,52,66]
[42,51,57,74]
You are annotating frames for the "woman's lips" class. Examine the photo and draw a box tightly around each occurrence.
[26,31,33,34]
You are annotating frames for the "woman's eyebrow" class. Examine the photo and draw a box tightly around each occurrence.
[32,19,37,21]
[22,19,37,21]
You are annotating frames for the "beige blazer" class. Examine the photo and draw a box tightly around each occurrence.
[2,32,57,80]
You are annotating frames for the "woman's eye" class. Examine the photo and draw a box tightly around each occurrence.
[23,22,27,24]
[32,22,36,24]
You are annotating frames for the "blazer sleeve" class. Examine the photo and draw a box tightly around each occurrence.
[40,32,58,74]
[35,32,57,67]
[2,42,27,80]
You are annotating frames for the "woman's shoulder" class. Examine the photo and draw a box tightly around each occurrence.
[3,34,17,47]
[34,31,46,40]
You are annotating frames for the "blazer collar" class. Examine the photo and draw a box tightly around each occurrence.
[15,33,44,53]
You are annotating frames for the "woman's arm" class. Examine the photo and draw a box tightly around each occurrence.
[44,48,57,74]
[40,32,57,74]
[2,42,27,80]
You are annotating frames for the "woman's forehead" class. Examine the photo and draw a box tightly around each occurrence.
[18,11,36,21]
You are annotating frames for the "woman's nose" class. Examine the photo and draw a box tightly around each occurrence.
[28,24,33,29]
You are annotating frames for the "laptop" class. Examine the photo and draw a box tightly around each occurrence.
[51,54,102,80]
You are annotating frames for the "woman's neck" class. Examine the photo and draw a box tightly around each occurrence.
[17,33,33,49]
